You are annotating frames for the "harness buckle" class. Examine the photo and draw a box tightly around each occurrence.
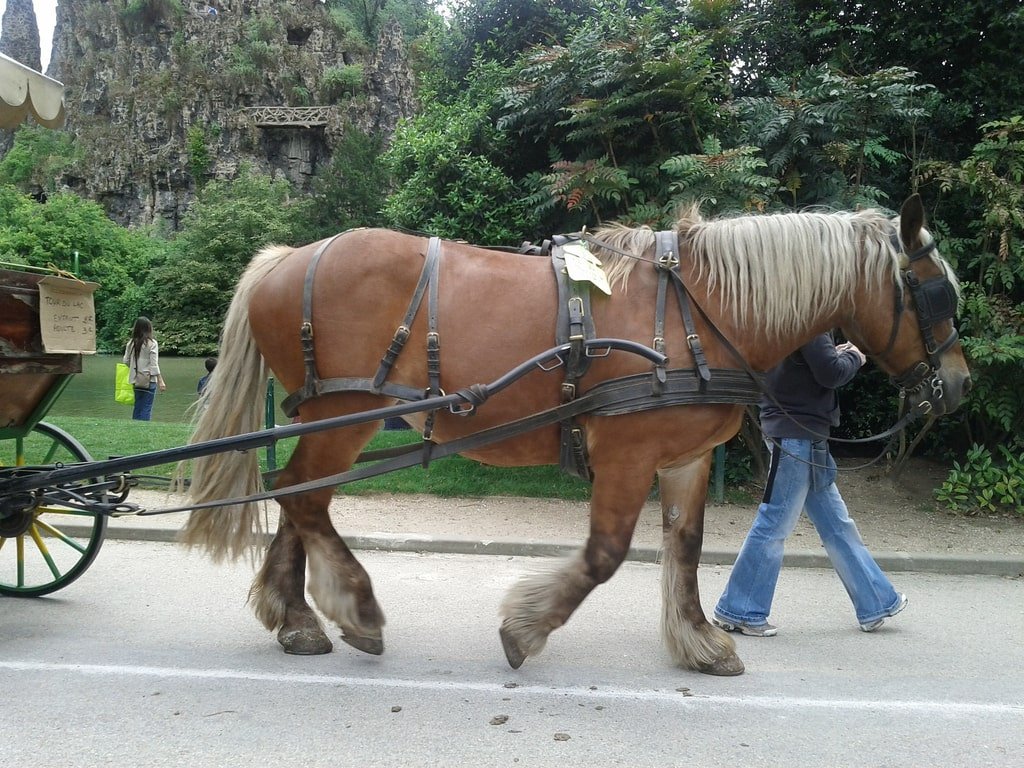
[449,401,475,416]
[656,252,678,270]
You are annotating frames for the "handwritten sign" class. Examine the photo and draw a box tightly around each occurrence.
[38,275,99,354]
[561,243,612,295]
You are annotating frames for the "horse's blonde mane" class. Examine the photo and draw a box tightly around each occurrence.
[592,207,918,340]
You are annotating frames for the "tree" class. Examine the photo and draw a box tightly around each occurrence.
[304,128,389,240]
[704,1,1024,161]
[731,65,934,209]
[142,168,306,354]
[499,5,729,226]
[0,126,81,195]
[382,58,538,243]
[919,117,1024,453]
[327,0,435,45]
[440,0,594,82]
[0,185,157,350]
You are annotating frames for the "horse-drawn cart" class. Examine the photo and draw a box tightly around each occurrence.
[0,55,107,595]
[0,267,119,595]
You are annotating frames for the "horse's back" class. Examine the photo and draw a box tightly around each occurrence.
[247,229,564,429]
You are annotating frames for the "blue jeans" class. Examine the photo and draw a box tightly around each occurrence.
[715,438,900,625]
[132,384,157,421]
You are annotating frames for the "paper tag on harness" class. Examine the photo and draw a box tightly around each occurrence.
[561,243,612,295]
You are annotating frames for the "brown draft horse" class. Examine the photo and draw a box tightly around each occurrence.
[179,195,970,676]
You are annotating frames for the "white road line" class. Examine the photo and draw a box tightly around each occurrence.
[3,660,1022,715]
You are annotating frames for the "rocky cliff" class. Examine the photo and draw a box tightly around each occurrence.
[0,0,41,71]
[12,0,416,228]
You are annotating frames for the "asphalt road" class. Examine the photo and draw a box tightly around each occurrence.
[2,541,1022,767]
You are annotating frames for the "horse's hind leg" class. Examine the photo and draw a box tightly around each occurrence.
[251,427,386,656]
[498,467,649,668]
[658,455,743,675]
[251,515,333,655]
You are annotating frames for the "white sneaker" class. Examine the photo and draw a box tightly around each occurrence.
[860,593,908,632]
[712,614,778,637]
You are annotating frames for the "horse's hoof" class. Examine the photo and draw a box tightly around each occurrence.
[698,653,745,676]
[341,632,384,656]
[499,625,527,669]
[278,627,333,655]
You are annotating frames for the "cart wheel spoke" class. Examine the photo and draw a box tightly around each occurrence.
[0,422,107,597]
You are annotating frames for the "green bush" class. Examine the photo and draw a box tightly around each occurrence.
[120,0,183,26]
[321,65,365,101]
[0,127,81,194]
[186,125,212,185]
[935,444,1024,516]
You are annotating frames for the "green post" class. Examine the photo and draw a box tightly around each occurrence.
[713,444,726,503]
[265,377,277,472]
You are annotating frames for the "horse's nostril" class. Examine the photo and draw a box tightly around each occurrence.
[963,376,973,396]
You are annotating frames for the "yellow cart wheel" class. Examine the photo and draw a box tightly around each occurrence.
[0,422,107,596]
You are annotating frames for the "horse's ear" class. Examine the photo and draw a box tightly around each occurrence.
[899,193,925,246]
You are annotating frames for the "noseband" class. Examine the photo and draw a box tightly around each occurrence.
[877,231,959,413]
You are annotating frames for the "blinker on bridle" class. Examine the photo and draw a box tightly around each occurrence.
[879,230,960,413]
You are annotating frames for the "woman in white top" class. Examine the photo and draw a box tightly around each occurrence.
[122,316,166,421]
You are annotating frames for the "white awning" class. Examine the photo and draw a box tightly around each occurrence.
[0,51,66,129]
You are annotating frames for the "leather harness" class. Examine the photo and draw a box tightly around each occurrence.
[279,231,764,482]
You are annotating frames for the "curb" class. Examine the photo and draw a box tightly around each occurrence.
[90,525,1024,578]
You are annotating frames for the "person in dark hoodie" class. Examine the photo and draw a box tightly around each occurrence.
[712,332,907,637]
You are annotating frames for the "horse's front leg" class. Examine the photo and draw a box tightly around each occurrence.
[658,455,743,675]
[498,464,650,668]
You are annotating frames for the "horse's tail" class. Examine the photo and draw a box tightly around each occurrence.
[177,244,294,563]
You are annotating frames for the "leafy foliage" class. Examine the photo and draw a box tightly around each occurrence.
[382,59,537,243]
[326,0,435,45]
[0,127,82,194]
[320,65,365,101]
[918,119,1024,455]
[0,185,157,351]
[499,4,728,226]
[731,65,934,208]
[935,444,1024,517]
[661,137,776,215]
[119,0,184,27]
[141,168,307,354]
[440,0,594,81]
[305,127,388,239]
[185,125,214,187]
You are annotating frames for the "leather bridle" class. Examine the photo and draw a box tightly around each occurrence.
[871,231,959,415]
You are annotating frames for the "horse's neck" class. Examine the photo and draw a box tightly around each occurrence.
[680,264,844,373]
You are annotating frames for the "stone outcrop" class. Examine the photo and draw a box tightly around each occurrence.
[22,0,418,229]
[0,0,41,71]
[360,16,417,143]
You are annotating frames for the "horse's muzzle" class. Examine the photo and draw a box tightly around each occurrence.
[911,369,971,416]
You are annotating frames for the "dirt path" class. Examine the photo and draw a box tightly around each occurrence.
[124,458,1024,557]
